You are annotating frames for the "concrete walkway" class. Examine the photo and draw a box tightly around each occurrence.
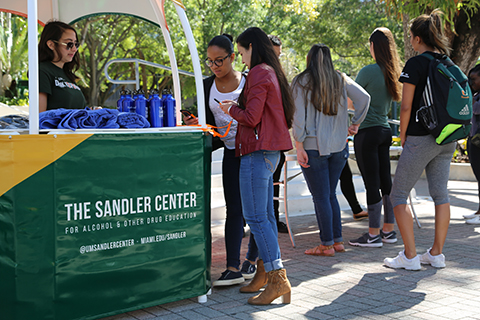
[100,178,480,320]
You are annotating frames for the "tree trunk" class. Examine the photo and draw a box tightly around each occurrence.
[89,40,99,107]
[402,10,480,74]
[139,50,148,91]
[451,9,480,74]
[402,13,416,61]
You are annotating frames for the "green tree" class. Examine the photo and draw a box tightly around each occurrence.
[74,15,145,106]
[0,13,29,96]
[282,0,404,76]
[71,0,404,106]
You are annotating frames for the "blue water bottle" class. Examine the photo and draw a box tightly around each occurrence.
[135,89,148,119]
[160,89,167,109]
[122,90,134,113]
[148,89,163,128]
[129,90,139,112]
[117,90,126,111]
[163,89,176,127]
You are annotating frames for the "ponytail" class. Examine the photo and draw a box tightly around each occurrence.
[410,9,451,56]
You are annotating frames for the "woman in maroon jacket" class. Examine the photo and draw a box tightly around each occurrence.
[220,27,295,305]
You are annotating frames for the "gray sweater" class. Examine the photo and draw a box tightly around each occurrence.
[292,72,370,155]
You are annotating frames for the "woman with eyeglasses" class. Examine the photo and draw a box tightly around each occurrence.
[219,27,294,305]
[38,20,86,112]
[184,34,259,287]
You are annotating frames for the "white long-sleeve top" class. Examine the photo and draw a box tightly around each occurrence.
[292,72,370,156]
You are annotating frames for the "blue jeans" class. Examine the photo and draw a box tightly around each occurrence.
[239,150,282,273]
[301,147,348,246]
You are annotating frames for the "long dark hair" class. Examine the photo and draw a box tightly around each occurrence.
[369,28,402,101]
[236,27,295,128]
[292,44,344,116]
[38,20,80,82]
[410,9,451,56]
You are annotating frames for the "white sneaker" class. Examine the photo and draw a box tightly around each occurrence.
[384,251,421,271]
[466,216,480,225]
[463,212,480,219]
[419,248,446,268]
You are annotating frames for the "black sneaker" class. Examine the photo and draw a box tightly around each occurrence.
[380,230,398,243]
[277,221,288,233]
[240,261,257,280]
[213,270,245,287]
[349,233,383,247]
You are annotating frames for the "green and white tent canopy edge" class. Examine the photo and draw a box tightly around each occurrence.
[0,0,206,133]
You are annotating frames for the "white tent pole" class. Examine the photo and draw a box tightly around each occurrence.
[174,4,205,127]
[150,0,182,124]
[28,0,39,134]
[52,0,59,19]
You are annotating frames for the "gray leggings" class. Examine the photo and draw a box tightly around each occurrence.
[391,135,455,208]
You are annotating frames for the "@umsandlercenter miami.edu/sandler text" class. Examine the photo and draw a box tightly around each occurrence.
[78,231,188,254]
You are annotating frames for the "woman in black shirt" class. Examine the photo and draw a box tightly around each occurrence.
[384,10,456,270]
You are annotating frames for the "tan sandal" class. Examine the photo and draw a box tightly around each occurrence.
[333,242,345,252]
[353,211,368,221]
[304,245,335,256]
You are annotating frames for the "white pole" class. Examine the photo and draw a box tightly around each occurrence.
[52,0,59,19]
[174,5,205,127]
[149,0,183,124]
[28,0,39,134]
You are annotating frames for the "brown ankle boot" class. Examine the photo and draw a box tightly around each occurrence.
[247,268,291,305]
[240,260,267,293]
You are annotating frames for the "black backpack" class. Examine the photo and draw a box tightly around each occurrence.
[416,53,472,145]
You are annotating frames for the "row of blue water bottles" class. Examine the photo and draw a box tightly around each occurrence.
[117,89,176,127]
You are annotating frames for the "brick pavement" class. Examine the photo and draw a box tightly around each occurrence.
[100,179,480,320]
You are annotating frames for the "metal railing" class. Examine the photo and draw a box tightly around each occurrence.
[104,58,198,91]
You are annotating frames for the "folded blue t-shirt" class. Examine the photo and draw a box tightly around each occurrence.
[39,109,72,129]
[117,112,150,128]
[90,109,120,129]
[58,109,89,131]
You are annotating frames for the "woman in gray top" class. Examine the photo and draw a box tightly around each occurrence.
[292,44,370,256]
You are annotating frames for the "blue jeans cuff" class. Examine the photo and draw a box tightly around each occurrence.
[263,259,283,273]
[334,237,343,244]
[322,240,334,246]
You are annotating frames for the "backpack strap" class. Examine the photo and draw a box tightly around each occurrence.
[420,52,435,60]
[420,52,454,67]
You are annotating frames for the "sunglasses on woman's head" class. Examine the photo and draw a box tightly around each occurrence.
[53,40,80,50]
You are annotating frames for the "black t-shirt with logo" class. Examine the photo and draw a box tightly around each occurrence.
[399,51,445,136]
[39,61,87,110]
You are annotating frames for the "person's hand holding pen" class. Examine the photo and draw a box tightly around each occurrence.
[217,98,238,115]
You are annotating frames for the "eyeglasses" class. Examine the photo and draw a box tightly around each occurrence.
[204,54,231,68]
[54,40,80,50]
